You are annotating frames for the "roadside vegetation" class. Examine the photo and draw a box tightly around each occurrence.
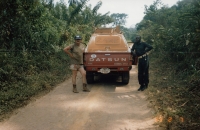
[138,0,200,129]
[0,0,130,120]
[0,0,199,129]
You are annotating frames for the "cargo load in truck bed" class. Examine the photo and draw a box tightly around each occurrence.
[85,27,129,52]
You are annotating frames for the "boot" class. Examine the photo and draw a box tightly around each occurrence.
[73,85,79,93]
[140,85,146,91]
[138,85,143,91]
[145,83,148,89]
[83,83,90,92]
[138,85,146,91]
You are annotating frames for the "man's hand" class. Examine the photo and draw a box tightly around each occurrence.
[131,51,136,56]
[146,50,151,55]
[69,53,74,58]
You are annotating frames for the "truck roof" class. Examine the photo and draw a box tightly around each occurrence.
[85,26,130,52]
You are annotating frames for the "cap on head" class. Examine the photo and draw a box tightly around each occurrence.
[136,35,141,40]
[74,35,82,40]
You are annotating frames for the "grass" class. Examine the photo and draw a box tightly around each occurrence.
[0,51,72,121]
[146,54,200,130]
[1,50,199,130]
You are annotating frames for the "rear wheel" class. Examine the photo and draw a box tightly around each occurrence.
[122,71,130,84]
[86,72,94,84]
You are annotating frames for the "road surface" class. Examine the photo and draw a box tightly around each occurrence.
[0,66,163,130]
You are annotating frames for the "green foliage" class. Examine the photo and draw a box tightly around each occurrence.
[68,0,80,6]
[67,0,88,25]
[110,13,128,27]
[0,0,116,120]
[0,51,70,119]
[136,0,200,129]
[148,55,200,130]
[120,26,137,42]
[0,0,66,51]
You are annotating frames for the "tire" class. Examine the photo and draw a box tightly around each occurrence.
[122,71,130,84]
[86,72,94,84]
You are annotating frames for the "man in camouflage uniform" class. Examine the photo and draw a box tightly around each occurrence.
[63,35,90,93]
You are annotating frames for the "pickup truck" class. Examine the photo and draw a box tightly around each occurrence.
[83,26,137,84]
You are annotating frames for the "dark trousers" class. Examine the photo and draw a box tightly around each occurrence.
[138,56,149,86]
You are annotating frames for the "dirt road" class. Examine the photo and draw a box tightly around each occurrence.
[0,66,162,130]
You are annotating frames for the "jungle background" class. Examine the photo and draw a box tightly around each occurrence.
[0,0,199,129]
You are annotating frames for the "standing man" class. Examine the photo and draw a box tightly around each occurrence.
[63,35,90,93]
[131,35,153,91]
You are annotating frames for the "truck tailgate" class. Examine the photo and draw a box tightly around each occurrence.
[84,52,132,71]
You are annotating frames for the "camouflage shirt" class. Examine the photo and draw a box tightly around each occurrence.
[69,43,85,65]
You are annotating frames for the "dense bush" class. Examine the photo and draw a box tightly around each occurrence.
[136,0,200,129]
[0,0,114,119]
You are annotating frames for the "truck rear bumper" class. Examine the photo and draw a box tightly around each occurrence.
[84,66,132,72]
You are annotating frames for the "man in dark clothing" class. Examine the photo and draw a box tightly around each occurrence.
[131,35,153,91]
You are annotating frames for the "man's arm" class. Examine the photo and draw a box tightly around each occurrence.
[131,43,136,56]
[63,45,74,58]
[144,43,153,54]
